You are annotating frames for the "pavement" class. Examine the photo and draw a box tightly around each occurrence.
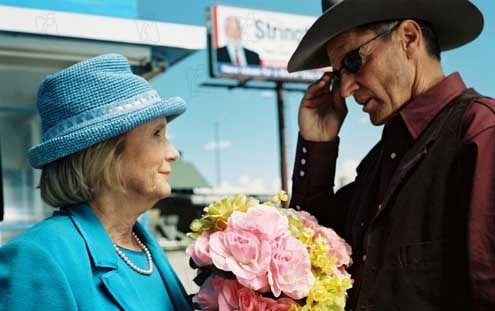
[165,249,199,294]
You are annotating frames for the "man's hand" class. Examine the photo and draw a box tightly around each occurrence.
[298,73,347,141]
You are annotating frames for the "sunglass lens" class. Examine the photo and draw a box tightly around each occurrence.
[343,50,362,73]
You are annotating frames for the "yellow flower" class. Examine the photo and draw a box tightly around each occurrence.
[230,193,259,213]
[286,213,304,236]
[272,190,289,204]
[303,275,352,311]
[189,219,203,233]
[299,227,315,246]
[289,304,302,311]
[310,236,336,275]
[188,194,259,237]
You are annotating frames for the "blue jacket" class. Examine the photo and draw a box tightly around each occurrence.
[0,204,192,311]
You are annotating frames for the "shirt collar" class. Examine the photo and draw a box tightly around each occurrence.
[397,72,467,140]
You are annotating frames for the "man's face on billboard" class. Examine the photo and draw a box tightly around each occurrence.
[225,17,242,42]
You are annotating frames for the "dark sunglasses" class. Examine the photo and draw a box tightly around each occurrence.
[332,22,400,81]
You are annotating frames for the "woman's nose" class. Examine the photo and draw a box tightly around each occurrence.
[166,143,180,162]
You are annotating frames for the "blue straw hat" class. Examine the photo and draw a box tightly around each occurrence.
[27,53,186,168]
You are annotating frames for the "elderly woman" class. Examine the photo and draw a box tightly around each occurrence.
[0,54,192,310]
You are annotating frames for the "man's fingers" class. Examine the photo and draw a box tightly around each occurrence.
[306,74,332,99]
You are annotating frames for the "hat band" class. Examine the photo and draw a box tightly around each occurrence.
[43,90,162,141]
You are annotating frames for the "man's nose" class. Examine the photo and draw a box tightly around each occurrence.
[339,72,359,98]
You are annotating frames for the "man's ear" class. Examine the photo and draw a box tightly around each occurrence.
[398,20,422,59]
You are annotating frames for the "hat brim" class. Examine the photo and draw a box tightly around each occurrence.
[27,96,186,169]
[288,0,483,72]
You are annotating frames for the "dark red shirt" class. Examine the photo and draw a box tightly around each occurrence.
[290,73,495,309]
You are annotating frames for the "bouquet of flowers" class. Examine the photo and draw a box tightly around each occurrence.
[186,192,353,311]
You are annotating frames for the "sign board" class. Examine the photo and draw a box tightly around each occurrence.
[208,5,324,82]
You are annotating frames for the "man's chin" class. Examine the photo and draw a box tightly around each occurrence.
[368,114,385,126]
[369,110,396,126]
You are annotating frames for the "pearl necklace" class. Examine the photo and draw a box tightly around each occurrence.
[113,231,153,275]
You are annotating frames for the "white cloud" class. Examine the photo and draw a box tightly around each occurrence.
[204,140,232,150]
[261,91,274,99]
[238,175,250,185]
[335,159,359,189]
[195,175,281,195]
[271,177,282,192]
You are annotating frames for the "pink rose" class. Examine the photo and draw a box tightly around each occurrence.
[263,296,298,311]
[237,287,267,311]
[268,235,314,300]
[333,265,353,279]
[296,210,319,229]
[209,205,290,292]
[194,276,246,311]
[186,230,213,267]
[209,228,272,291]
[218,279,243,311]
[315,226,352,268]
[228,205,289,241]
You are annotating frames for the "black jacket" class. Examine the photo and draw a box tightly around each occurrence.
[216,46,260,66]
[291,89,482,311]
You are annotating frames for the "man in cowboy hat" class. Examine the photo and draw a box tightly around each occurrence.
[288,0,495,310]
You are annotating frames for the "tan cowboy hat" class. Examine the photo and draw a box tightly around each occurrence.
[288,0,484,72]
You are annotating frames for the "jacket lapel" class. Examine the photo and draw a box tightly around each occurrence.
[135,223,192,311]
[100,270,145,311]
[375,144,429,220]
[373,98,460,221]
[349,143,384,246]
[68,204,146,311]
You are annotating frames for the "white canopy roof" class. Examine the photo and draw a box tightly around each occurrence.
[0,5,206,108]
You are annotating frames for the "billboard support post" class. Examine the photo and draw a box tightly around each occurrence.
[276,82,288,208]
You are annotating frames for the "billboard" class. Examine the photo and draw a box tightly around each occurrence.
[208,5,324,82]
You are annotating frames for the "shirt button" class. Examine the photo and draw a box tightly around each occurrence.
[378,203,383,211]
[360,221,366,228]
[390,152,397,159]
[302,146,307,154]
[299,170,305,177]
[362,254,367,262]
[295,205,301,211]
[301,158,306,165]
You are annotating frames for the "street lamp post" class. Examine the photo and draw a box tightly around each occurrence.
[214,121,221,187]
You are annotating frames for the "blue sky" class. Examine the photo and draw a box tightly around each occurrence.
[148,0,495,193]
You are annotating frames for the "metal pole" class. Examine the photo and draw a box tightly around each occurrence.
[214,121,221,187]
[276,82,288,207]
[0,143,3,221]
